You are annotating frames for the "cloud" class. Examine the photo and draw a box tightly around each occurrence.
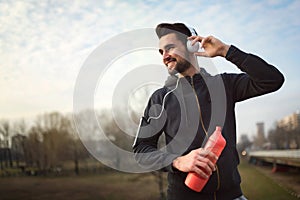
[0,0,299,139]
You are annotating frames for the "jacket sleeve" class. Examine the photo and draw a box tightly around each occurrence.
[223,45,284,102]
[132,89,178,172]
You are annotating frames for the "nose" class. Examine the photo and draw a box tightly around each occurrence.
[162,50,170,60]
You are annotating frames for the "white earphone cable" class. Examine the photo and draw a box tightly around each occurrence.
[147,77,180,123]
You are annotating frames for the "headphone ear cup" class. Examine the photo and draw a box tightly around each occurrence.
[187,40,199,53]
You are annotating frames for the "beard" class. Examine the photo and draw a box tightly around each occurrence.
[168,56,192,76]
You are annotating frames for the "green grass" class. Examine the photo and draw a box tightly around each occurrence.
[239,160,299,200]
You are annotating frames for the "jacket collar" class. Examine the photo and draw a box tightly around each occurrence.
[164,68,211,87]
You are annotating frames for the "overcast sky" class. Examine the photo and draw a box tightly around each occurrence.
[1,0,300,140]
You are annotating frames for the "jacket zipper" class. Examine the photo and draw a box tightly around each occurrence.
[191,76,208,137]
[191,76,220,200]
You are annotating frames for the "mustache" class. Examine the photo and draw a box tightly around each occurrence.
[164,57,176,63]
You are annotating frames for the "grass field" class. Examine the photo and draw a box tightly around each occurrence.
[0,161,299,200]
[239,160,300,200]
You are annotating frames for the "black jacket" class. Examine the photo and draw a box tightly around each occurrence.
[132,45,284,200]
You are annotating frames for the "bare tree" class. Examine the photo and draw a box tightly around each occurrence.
[13,119,28,135]
[71,110,99,175]
[23,112,75,173]
[25,127,43,169]
[97,109,133,169]
[127,84,167,199]
[0,120,10,147]
[268,124,289,149]
[11,119,28,167]
[0,120,13,168]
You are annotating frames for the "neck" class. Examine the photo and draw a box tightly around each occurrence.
[179,55,200,77]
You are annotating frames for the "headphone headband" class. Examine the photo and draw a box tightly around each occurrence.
[186,25,198,36]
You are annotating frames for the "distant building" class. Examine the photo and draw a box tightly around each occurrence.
[277,111,300,149]
[253,122,267,149]
[277,111,300,131]
[256,122,265,139]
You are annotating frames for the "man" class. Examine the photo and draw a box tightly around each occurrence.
[132,23,284,200]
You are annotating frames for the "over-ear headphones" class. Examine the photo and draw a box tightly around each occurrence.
[186,26,200,53]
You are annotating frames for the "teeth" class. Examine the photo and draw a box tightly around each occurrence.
[165,58,176,66]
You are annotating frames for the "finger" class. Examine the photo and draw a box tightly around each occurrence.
[208,152,219,163]
[200,36,212,47]
[192,36,203,45]
[196,150,218,170]
[196,148,214,158]
[198,148,218,160]
[196,157,215,173]
[194,155,213,171]
[187,36,204,45]
[193,166,209,179]
[206,160,216,172]
[187,35,196,40]
[194,51,207,57]
[191,38,198,46]
[195,148,206,154]
[187,35,204,40]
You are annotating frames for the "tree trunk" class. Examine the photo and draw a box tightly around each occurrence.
[158,171,166,200]
[8,149,13,168]
[74,148,79,175]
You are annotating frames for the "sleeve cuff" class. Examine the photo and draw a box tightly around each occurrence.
[163,154,179,173]
[225,45,248,70]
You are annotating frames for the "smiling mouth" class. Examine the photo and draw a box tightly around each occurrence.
[165,57,176,66]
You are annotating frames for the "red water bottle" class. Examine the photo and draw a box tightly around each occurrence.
[185,126,226,192]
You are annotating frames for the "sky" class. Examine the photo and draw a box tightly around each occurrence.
[1,0,300,140]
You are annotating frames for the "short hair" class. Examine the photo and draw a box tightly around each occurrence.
[155,23,192,45]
